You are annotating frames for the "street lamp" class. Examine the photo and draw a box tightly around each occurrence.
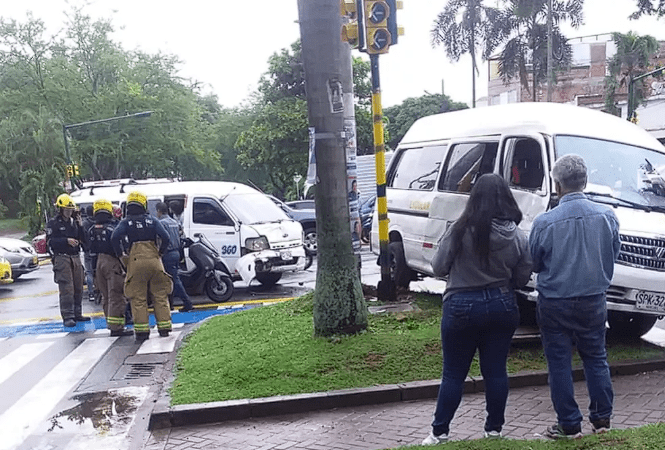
[627,67,664,122]
[62,111,153,187]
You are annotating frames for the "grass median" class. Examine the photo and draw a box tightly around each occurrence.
[169,291,664,406]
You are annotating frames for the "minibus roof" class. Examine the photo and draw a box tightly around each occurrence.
[69,180,260,204]
[401,102,664,152]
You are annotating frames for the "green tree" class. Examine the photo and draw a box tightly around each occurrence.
[431,0,500,108]
[235,41,374,196]
[384,93,468,150]
[489,0,583,100]
[631,0,665,18]
[603,31,660,117]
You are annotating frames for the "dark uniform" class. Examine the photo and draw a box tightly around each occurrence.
[89,212,129,334]
[46,211,87,325]
[111,204,173,339]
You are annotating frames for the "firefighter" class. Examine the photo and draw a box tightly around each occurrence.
[111,191,173,340]
[89,199,133,337]
[46,193,91,327]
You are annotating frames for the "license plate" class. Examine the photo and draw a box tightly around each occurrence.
[280,251,292,261]
[635,290,665,313]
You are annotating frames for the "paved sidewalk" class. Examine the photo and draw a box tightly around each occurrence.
[142,369,665,450]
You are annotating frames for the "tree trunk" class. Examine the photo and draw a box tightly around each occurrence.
[297,0,368,337]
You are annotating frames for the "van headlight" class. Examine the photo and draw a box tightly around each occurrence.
[245,236,269,251]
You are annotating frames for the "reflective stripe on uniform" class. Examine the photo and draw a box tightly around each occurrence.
[134,323,150,332]
[106,316,125,326]
[156,320,172,330]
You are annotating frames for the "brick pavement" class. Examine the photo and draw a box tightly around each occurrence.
[142,369,665,450]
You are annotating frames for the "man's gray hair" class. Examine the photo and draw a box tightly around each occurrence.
[552,154,587,191]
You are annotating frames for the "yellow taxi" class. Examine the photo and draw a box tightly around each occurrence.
[0,255,12,284]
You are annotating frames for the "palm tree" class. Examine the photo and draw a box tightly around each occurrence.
[488,0,583,101]
[604,31,660,118]
[431,0,501,108]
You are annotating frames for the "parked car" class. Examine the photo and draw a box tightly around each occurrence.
[0,255,12,284]
[32,233,47,255]
[285,200,316,211]
[0,237,39,279]
[269,196,317,255]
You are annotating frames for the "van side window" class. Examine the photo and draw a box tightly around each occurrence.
[439,142,498,192]
[508,138,544,190]
[193,198,234,226]
[387,145,447,190]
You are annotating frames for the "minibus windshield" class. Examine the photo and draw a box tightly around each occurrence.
[221,193,290,224]
[555,135,665,209]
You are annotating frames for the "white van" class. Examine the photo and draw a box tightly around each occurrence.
[371,102,665,338]
[70,179,306,286]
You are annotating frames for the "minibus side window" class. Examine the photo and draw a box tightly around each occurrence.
[439,142,498,192]
[507,138,544,190]
[387,145,448,190]
[193,198,234,226]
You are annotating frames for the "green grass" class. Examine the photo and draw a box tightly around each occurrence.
[170,292,664,406]
[0,218,28,236]
[395,423,665,449]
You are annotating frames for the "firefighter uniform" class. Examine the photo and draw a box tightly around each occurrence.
[111,191,173,340]
[46,194,90,327]
[89,199,132,337]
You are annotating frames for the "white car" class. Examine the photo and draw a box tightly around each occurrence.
[0,237,39,279]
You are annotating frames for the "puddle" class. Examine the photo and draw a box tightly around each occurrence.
[45,386,148,439]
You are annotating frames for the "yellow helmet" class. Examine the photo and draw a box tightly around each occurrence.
[55,193,76,209]
[127,190,147,209]
[93,199,113,215]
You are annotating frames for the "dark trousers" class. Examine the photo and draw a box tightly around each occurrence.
[53,254,84,320]
[162,250,193,309]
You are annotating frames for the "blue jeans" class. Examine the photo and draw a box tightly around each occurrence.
[537,293,613,429]
[431,287,520,436]
[162,250,192,309]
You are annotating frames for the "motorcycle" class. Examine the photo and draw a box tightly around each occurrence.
[179,233,234,302]
[360,195,376,244]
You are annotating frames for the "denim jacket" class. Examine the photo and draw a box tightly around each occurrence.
[529,192,620,299]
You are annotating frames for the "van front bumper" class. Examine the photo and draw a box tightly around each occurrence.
[254,247,307,273]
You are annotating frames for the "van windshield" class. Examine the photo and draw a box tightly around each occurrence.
[221,193,290,224]
[555,135,665,208]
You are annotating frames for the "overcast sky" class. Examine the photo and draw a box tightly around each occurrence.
[3,0,665,109]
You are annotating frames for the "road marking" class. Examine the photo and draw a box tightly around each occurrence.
[0,290,59,304]
[0,341,55,385]
[36,332,69,339]
[0,337,116,450]
[137,331,182,355]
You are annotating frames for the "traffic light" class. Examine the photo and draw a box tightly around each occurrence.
[66,165,74,178]
[73,164,80,176]
[364,0,391,54]
[386,0,404,46]
[341,0,364,50]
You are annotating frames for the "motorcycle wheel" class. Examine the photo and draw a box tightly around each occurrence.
[205,271,234,303]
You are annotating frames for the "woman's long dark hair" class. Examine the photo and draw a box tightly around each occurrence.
[450,173,523,266]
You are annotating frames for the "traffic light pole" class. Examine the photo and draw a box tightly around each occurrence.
[370,54,396,302]
[627,66,664,122]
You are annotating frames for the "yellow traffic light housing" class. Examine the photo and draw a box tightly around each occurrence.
[387,0,404,46]
[365,0,391,54]
[341,0,364,50]
[66,165,74,178]
[74,164,80,176]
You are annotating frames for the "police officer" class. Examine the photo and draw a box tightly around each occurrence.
[111,191,173,340]
[46,194,91,327]
[89,199,133,337]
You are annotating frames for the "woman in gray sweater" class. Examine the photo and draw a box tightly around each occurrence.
[422,174,532,445]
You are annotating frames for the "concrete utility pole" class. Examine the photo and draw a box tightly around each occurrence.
[297,0,368,336]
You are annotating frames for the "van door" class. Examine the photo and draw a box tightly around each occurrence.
[385,144,448,273]
[189,197,241,272]
[499,134,551,229]
[426,140,500,273]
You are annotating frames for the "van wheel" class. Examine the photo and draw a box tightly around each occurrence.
[303,227,317,255]
[256,272,282,287]
[205,271,234,303]
[389,241,413,289]
[607,311,658,339]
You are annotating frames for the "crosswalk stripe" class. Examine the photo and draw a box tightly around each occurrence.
[0,341,55,386]
[0,337,116,450]
[137,331,182,355]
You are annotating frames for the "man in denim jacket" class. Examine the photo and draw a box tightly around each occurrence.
[530,154,620,439]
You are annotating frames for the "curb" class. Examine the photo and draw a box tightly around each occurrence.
[148,357,665,430]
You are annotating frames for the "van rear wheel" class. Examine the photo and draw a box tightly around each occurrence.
[389,241,414,289]
[256,272,282,287]
[607,311,658,339]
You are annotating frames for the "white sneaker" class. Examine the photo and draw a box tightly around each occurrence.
[484,430,502,438]
[422,432,448,445]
